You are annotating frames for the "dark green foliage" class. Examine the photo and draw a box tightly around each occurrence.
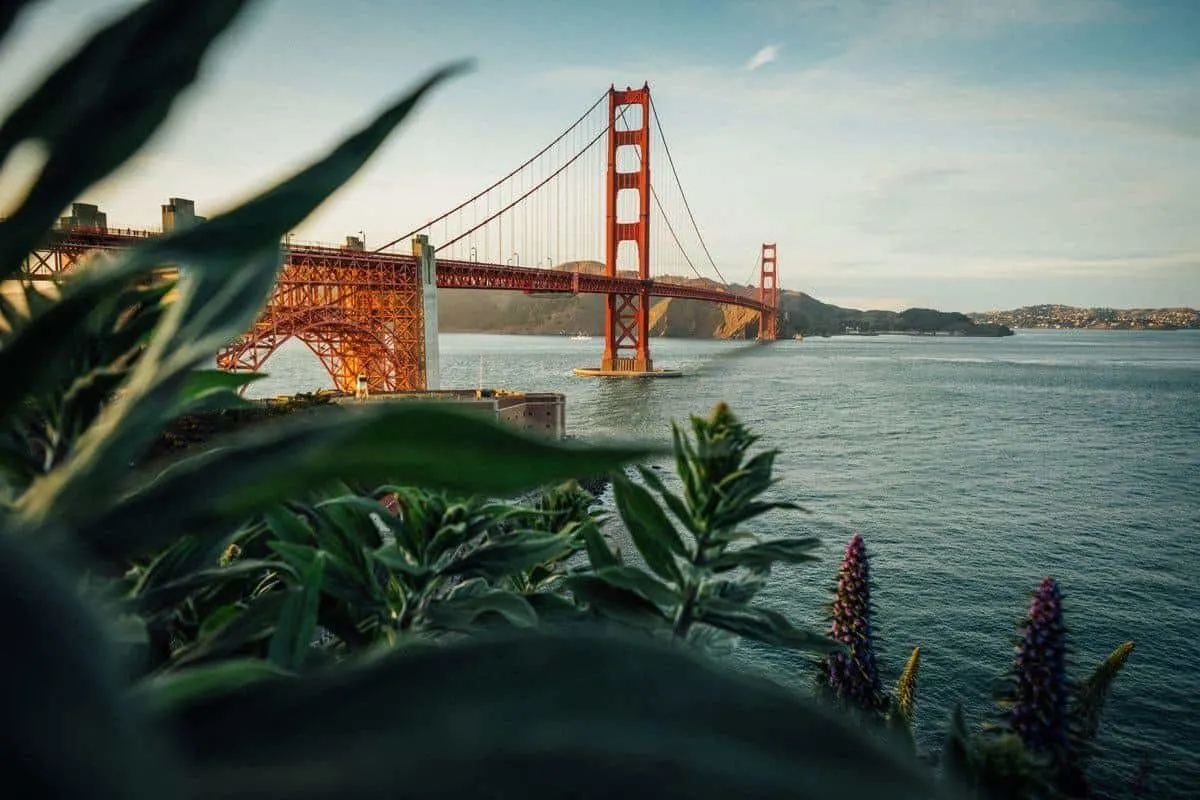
[0,525,180,799]
[571,402,835,654]
[2,502,962,799]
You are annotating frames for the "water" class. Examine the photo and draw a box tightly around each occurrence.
[248,328,1200,796]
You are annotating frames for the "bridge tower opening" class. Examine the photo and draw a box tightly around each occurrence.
[758,242,779,341]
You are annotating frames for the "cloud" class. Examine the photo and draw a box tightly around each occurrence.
[745,45,780,71]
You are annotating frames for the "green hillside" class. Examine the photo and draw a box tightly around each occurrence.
[436,283,1013,338]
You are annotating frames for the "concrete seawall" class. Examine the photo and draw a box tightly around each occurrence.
[331,388,567,439]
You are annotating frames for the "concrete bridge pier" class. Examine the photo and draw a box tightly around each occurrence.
[413,234,440,390]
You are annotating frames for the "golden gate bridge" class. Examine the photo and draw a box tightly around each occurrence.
[22,83,781,392]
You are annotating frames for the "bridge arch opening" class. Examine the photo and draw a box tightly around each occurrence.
[217,311,413,395]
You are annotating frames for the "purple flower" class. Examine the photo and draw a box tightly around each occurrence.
[820,533,886,712]
[1007,577,1070,755]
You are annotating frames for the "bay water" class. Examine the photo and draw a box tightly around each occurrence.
[248,328,1199,795]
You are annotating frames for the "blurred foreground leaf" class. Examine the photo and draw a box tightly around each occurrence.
[160,631,962,800]
[75,404,655,562]
[0,525,177,799]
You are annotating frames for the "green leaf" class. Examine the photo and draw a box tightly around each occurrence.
[425,590,538,632]
[133,659,291,714]
[695,602,839,653]
[263,506,313,545]
[370,547,431,579]
[444,533,575,582]
[135,559,293,617]
[74,405,655,563]
[171,591,288,668]
[564,574,670,630]
[712,499,805,533]
[941,704,975,789]
[895,645,921,727]
[12,62,473,535]
[159,631,957,799]
[591,565,680,609]
[611,471,685,582]
[1070,640,1135,762]
[0,526,179,798]
[174,369,264,415]
[131,534,231,598]
[637,465,699,534]
[0,1,255,277]
[707,536,821,572]
[268,552,326,671]
[268,542,378,608]
[580,519,620,569]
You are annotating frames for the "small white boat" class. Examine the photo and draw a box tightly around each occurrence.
[570,332,591,341]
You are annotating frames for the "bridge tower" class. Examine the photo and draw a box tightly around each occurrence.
[602,83,652,373]
[575,83,680,378]
[758,242,779,341]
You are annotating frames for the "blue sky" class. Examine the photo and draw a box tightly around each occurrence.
[1,0,1197,311]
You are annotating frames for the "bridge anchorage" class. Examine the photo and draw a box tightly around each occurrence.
[21,82,781,392]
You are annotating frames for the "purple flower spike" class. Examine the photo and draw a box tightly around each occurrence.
[821,533,886,712]
[1008,577,1070,754]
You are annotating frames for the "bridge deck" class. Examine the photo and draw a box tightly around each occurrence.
[24,227,769,314]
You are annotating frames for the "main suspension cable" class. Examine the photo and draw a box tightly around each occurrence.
[373,89,608,253]
[649,97,728,285]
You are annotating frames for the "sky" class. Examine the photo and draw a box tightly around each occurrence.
[1,0,1198,312]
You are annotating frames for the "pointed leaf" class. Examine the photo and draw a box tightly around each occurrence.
[72,405,655,562]
[637,465,699,534]
[268,552,326,671]
[425,590,538,632]
[11,63,472,532]
[581,519,620,569]
[262,506,314,545]
[941,704,975,789]
[0,1,255,277]
[895,646,921,726]
[133,659,291,714]
[564,575,670,630]
[591,565,680,609]
[611,471,685,582]
[694,603,838,653]
[444,534,574,582]
[369,547,431,579]
[135,559,293,617]
[1070,640,1135,757]
[712,499,805,533]
[708,536,821,572]
[171,591,288,669]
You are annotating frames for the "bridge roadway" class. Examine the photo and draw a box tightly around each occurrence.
[28,227,768,314]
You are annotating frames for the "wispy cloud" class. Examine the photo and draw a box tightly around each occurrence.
[745,44,779,70]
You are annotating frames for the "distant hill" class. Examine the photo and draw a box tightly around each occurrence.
[437,266,1013,338]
